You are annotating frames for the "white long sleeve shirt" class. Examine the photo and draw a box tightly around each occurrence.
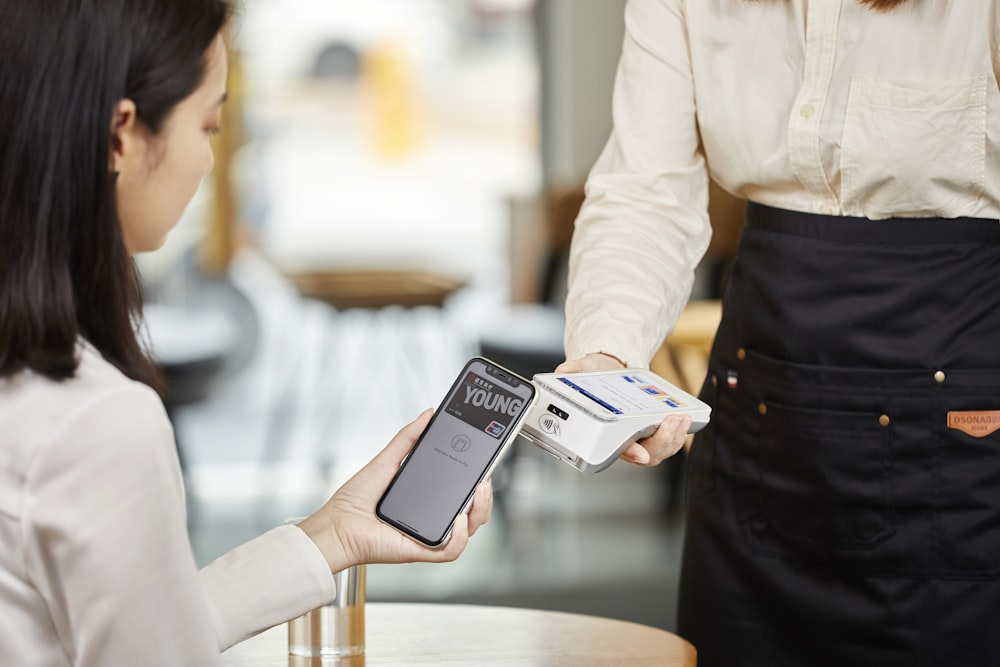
[0,341,336,665]
[565,0,1000,368]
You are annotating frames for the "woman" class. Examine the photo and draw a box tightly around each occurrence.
[0,1,492,664]
[560,0,1000,665]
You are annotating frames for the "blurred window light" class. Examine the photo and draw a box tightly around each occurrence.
[230,0,542,304]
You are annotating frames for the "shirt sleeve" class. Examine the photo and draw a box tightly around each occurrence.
[200,524,337,651]
[22,383,222,666]
[564,0,712,368]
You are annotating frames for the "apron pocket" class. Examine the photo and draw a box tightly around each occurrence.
[935,369,1000,578]
[735,350,939,576]
[756,401,894,551]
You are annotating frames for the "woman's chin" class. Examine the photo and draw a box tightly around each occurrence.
[127,232,171,256]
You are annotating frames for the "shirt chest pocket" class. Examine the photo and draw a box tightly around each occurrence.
[840,74,988,219]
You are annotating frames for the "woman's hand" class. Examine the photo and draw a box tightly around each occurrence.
[556,353,692,467]
[297,409,493,573]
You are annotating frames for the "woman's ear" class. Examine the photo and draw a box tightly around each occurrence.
[109,98,138,177]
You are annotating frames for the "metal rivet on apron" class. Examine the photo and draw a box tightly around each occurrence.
[737,348,747,361]
[879,414,890,427]
[934,370,946,384]
[758,402,767,416]
[711,375,718,387]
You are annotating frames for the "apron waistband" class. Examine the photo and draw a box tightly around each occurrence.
[746,201,1000,245]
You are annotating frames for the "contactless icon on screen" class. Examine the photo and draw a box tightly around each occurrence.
[451,434,472,452]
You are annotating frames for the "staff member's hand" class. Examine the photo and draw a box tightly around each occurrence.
[297,409,493,574]
[556,353,692,467]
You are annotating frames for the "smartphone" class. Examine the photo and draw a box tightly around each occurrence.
[376,357,536,547]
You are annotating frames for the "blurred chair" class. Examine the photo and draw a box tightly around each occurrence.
[649,300,721,398]
[699,179,745,298]
[478,186,582,379]
[144,269,259,475]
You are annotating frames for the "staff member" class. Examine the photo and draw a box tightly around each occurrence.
[558,1,1000,665]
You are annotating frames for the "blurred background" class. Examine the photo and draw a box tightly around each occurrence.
[138,0,741,633]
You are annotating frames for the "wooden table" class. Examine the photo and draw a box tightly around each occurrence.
[285,269,466,310]
[222,603,697,666]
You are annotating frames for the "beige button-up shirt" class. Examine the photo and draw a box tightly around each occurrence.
[565,0,1000,368]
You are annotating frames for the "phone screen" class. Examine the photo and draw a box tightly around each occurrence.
[376,358,535,547]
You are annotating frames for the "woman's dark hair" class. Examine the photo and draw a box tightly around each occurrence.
[0,0,231,391]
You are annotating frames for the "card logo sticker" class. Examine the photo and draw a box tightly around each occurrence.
[947,411,1000,438]
[485,421,506,438]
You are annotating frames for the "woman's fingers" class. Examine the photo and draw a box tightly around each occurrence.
[466,481,493,536]
[381,409,433,462]
[355,409,434,493]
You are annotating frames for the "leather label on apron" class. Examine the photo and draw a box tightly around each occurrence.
[947,411,1000,438]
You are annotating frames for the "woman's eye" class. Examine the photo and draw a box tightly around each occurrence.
[205,126,222,137]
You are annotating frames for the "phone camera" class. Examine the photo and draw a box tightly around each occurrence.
[547,404,569,421]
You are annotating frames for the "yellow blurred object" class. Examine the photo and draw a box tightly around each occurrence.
[650,300,722,396]
[362,41,422,157]
[203,35,245,273]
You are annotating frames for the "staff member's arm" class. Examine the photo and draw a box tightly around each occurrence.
[562,0,707,465]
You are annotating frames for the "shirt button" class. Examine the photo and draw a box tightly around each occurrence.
[799,103,816,118]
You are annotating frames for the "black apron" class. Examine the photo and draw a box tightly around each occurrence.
[677,202,1000,667]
